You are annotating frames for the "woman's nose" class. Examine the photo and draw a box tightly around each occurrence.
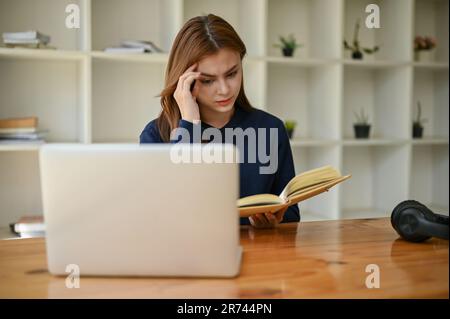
[217,78,230,96]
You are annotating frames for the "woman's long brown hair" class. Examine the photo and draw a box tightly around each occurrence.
[157,14,254,142]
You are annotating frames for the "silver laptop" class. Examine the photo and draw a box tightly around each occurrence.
[39,143,242,278]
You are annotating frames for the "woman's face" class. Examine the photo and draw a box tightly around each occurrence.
[194,48,242,115]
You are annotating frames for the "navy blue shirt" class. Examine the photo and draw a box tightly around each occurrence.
[139,106,300,225]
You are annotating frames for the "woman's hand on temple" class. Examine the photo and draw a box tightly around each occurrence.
[173,63,202,123]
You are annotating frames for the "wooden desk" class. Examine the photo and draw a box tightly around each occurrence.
[0,218,448,298]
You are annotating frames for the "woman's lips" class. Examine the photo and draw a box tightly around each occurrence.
[216,97,233,106]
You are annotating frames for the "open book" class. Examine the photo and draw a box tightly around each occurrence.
[238,165,351,217]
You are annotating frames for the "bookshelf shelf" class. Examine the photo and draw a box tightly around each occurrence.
[0,47,86,61]
[0,0,448,226]
[0,143,44,152]
[413,62,449,70]
[342,139,408,146]
[342,59,410,69]
[90,51,169,63]
[289,139,340,147]
[411,137,449,145]
[265,56,336,67]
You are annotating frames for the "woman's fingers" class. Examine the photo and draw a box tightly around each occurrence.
[186,63,197,73]
[250,213,276,229]
[274,207,288,223]
[174,72,200,104]
[177,72,197,88]
[249,214,261,227]
[264,212,278,225]
[182,72,201,92]
[249,215,264,228]
[249,211,284,229]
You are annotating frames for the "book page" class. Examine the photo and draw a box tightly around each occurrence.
[280,165,340,200]
[286,175,352,204]
[238,193,285,208]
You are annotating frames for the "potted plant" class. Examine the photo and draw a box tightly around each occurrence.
[273,34,302,57]
[353,108,371,139]
[413,101,427,138]
[344,19,379,60]
[284,120,297,139]
[414,36,437,62]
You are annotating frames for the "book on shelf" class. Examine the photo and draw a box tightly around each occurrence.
[4,43,56,50]
[0,116,38,129]
[0,139,45,145]
[238,165,351,217]
[9,215,45,238]
[0,116,47,141]
[104,46,148,53]
[0,127,38,134]
[3,30,50,44]
[4,38,45,44]
[120,40,164,53]
[104,40,164,54]
[0,131,48,140]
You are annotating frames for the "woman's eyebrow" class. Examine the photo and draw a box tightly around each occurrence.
[200,64,239,78]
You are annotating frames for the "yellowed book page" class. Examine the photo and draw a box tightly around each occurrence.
[237,194,284,207]
[280,165,340,200]
[286,175,352,204]
[286,180,333,198]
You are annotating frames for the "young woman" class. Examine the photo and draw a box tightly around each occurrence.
[140,14,300,228]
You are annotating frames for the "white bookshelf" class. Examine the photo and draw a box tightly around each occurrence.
[0,0,448,227]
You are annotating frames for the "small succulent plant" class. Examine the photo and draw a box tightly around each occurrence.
[274,34,303,57]
[413,101,428,127]
[344,19,379,59]
[353,108,370,125]
[285,120,297,130]
[284,120,297,139]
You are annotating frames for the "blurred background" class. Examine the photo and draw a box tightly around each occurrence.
[0,0,448,234]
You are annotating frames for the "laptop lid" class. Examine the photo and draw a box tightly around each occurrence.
[39,144,241,278]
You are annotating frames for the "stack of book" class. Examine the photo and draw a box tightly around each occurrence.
[2,30,54,49]
[0,116,47,143]
[104,40,164,53]
[9,215,45,238]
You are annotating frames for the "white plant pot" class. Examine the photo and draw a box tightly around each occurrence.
[414,50,435,62]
